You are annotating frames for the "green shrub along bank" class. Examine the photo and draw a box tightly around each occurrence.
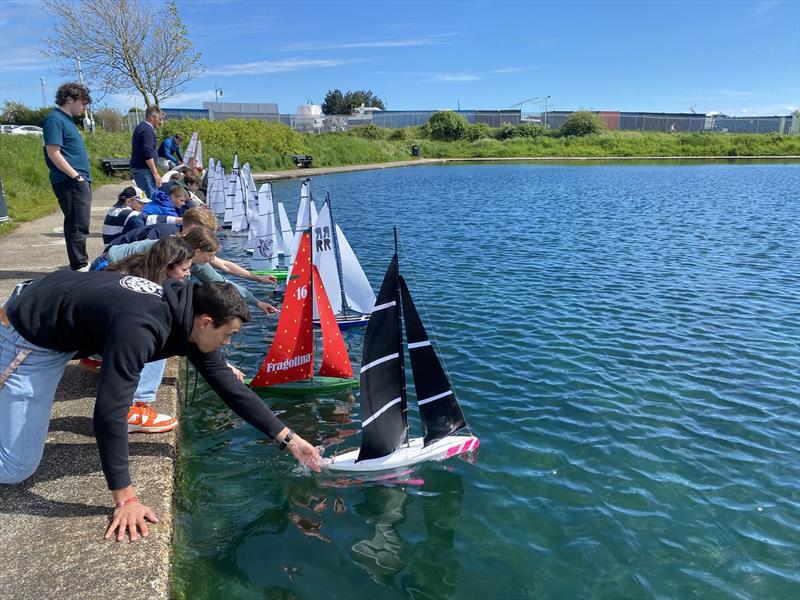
[1,119,798,235]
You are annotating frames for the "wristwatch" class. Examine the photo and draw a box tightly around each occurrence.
[73,173,83,181]
[278,430,294,451]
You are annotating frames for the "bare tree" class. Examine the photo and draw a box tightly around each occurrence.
[40,0,201,108]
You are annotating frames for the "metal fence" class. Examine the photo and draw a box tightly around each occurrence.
[144,105,799,135]
[544,111,798,134]
[372,110,521,129]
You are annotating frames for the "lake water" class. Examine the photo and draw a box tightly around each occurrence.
[173,162,800,599]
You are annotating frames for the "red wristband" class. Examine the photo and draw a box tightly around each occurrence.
[114,496,138,509]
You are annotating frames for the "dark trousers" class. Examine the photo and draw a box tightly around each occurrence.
[52,179,92,270]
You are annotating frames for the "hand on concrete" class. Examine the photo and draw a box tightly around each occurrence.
[288,434,322,473]
[105,502,159,542]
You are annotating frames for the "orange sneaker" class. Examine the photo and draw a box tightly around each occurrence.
[127,402,177,433]
[78,357,103,373]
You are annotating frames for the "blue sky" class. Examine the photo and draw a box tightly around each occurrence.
[1,0,798,116]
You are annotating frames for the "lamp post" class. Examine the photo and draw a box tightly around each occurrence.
[214,84,223,103]
[74,57,95,133]
[40,77,46,107]
[544,95,550,129]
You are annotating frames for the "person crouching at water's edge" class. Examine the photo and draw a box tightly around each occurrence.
[0,274,321,541]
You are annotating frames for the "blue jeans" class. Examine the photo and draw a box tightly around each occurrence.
[0,317,74,484]
[134,359,166,402]
[131,168,157,200]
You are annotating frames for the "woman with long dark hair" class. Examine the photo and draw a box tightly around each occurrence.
[106,236,194,283]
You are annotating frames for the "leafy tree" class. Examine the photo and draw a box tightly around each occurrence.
[40,0,202,108]
[560,111,606,136]
[424,111,469,141]
[321,89,386,114]
[345,90,385,111]
[321,90,346,115]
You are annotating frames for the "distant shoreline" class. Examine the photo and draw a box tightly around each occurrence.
[251,155,800,181]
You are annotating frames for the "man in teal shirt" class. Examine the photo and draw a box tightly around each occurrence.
[42,82,93,271]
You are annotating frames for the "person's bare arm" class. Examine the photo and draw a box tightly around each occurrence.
[210,256,277,283]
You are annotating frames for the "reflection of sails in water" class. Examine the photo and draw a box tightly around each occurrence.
[350,470,465,597]
[351,487,409,578]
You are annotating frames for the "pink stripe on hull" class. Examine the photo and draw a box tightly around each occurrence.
[445,436,480,458]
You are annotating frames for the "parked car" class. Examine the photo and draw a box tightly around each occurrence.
[0,124,18,134]
[9,125,43,136]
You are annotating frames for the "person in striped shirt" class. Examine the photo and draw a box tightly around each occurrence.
[101,185,180,245]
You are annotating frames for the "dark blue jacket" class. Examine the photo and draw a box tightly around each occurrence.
[130,121,157,169]
[104,223,179,250]
[158,136,184,162]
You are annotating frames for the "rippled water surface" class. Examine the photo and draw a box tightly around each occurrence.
[174,163,800,599]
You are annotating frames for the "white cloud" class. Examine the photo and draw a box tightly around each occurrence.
[435,73,482,82]
[204,58,358,76]
[722,103,798,116]
[279,34,457,52]
[715,89,755,98]
[0,47,48,72]
[752,0,781,16]
[163,90,219,107]
[104,89,219,109]
[489,67,530,74]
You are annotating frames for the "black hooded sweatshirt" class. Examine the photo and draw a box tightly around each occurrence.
[7,270,284,490]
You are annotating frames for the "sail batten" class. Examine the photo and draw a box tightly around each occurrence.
[373,301,396,312]
[360,352,400,373]
[418,389,454,406]
[408,340,431,349]
[361,397,402,428]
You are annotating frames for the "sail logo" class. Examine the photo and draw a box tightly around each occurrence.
[257,237,274,259]
[266,353,312,372]
[315,226,332,252]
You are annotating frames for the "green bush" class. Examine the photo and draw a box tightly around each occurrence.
[347,124,385,140]
[514,123,547,138]
[159,118,305,168]
[464,122,494,141]
[495,123,516,140]
[388,128,408,140]
[560,111,607,137]
[424,111,469,141]
[2,101,55,126]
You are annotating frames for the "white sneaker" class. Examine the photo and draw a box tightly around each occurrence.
[76,265,90,272]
